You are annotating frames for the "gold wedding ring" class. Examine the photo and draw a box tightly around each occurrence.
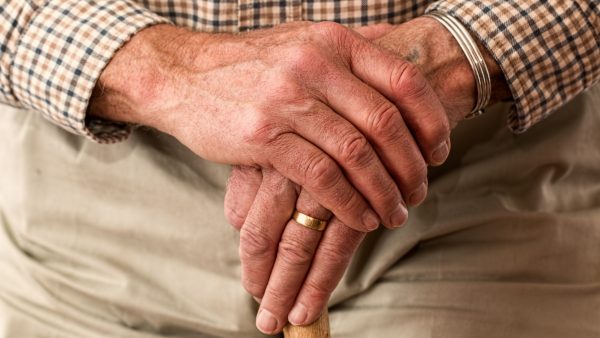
[292,210,328,231]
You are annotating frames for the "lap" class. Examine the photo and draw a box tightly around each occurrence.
[1,85,599,337]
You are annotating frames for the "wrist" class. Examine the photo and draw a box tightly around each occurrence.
[88,24,209,132]
[375,17,511,127]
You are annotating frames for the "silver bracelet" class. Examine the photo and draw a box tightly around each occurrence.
[423,11,491,119]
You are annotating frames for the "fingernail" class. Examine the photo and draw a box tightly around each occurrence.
[431,142,449,165]
[256,309,278,334]
[289,303,308,325]
[390,202,408,228]
[253,296,262,304]
[408,182,427,206]
[362,209,380,231]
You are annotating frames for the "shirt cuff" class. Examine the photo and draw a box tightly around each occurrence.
[425,1,598,133]
[11,0,170,143]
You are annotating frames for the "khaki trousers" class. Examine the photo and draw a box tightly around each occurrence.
[1,85,599,338]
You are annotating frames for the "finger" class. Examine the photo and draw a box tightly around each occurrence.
[353,23,395,40]
[268,132,380,232]
[320,66,428,210]
[239,170,297,298]
[289,218,365,326]
[255,190,331,335]
[224,165,263,230]
[345,32,451,166]
[289,101,406,228]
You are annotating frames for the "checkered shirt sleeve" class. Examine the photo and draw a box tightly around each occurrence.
[427,0,600,133]
[1,1,598,142]
[0,0,169,142]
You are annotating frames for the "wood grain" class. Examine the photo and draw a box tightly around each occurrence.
[283,308,330,338]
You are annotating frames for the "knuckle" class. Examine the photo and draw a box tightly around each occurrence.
[286,44,325,74]
[334,185,359,212]
[231,164,260,179]
[311,21,353,55]
[226,168,255,194]
[224,206,245,230]
[317,242,353,267]
[242,276,266,298]
[366,100,402,139]
[304,154,339,189]
[424,117,450,147]
[267,71,304,98]
[277,236,314,268]
[390,62,430,99]
[408,108,451,151]
[312,21,347,37]
[261,171,289,197]
[264,284,291,307]
[243,113,288,148]
[338,134,373,169]
[239,226,275,259]
[371,177,402,213]
[403,160,428,189]
[372,180,400,205]
[303,278,333,301]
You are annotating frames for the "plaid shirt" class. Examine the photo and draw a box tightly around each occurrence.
[1,1,598,142]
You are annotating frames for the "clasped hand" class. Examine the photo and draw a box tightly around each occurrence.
[91,19,455,336]
[221,23,452,335]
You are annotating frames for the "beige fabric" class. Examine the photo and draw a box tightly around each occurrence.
[1,85,600,338]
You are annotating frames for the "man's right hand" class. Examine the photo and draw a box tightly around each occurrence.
[89,22,450,231]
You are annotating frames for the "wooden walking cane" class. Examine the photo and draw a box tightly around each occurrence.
[283,308,330,338]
